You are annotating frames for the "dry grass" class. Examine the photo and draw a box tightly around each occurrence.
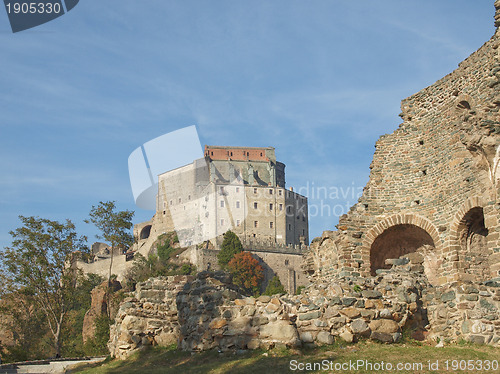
[71,340,500,374]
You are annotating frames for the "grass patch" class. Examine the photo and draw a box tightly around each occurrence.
[71,341,500,374]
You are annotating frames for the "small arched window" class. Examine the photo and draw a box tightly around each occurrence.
[457,100,471,110]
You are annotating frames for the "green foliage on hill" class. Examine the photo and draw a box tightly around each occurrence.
[124,233,195,290]
[264,275,285,296]
[83,315,112,357]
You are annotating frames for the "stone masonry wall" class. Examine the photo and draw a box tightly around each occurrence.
[426,279,500,345]
[109,276,188,359]
[109,265,442,359]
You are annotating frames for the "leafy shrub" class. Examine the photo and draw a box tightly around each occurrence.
[181,263,196,275]
[83,315,112,356]
[228,252,264,296]
[296,286,305,295]
[264,275,285,295]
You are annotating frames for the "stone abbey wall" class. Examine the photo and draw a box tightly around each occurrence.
[304,2,500,285]
[177,245,308,294]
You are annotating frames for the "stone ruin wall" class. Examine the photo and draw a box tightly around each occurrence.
[109,249,500,360]
[304,3,500,285]
[109,266,431,359]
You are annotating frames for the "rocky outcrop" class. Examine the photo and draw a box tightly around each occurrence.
[82,279,121,343]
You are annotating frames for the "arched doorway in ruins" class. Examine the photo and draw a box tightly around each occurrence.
[457,207,490,282]
[370,224,436,275]
[140,225,152,240]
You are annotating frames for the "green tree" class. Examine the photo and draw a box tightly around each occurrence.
[181,263,195,275]
[217,230,243,268]
[83,314,112,356]
[0,287,49,362]
[1,216,87,358]
[85,201,134,316]
[264,275,285,296]
[228,252,264,296]
[60,273,104,357]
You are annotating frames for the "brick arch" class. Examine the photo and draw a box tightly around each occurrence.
[362,213,443,255]
[359,213,443,277]
[455,93,475,111]
[447,196,498,280]
[448,196,488,249]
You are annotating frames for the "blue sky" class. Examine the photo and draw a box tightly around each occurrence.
[0,1,496,250]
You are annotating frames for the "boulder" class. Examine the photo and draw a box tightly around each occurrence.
[252,316,269,326]
[329,316,347,329]
[339,307,361,319]
[369,319,399,334]
[83,280,121,343]
[247,339,260,350]
[299,331,314,343]
[341,297,357,306]
[226,317,252,335]
[257,295,271,303]
[365,299,383,309]
[441,291,456,302]
[350,319,370,337]
[259,320,299,343]
[155,331,177,346]
[121,315,146,331]
[379,309,392,319]
[209,319,227,329]
[361,290,382,299]
[339,329,354,343]
[298,310,321,320]
[316,331,334,345]
[369,319,400,343]
[323,306,340,319]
